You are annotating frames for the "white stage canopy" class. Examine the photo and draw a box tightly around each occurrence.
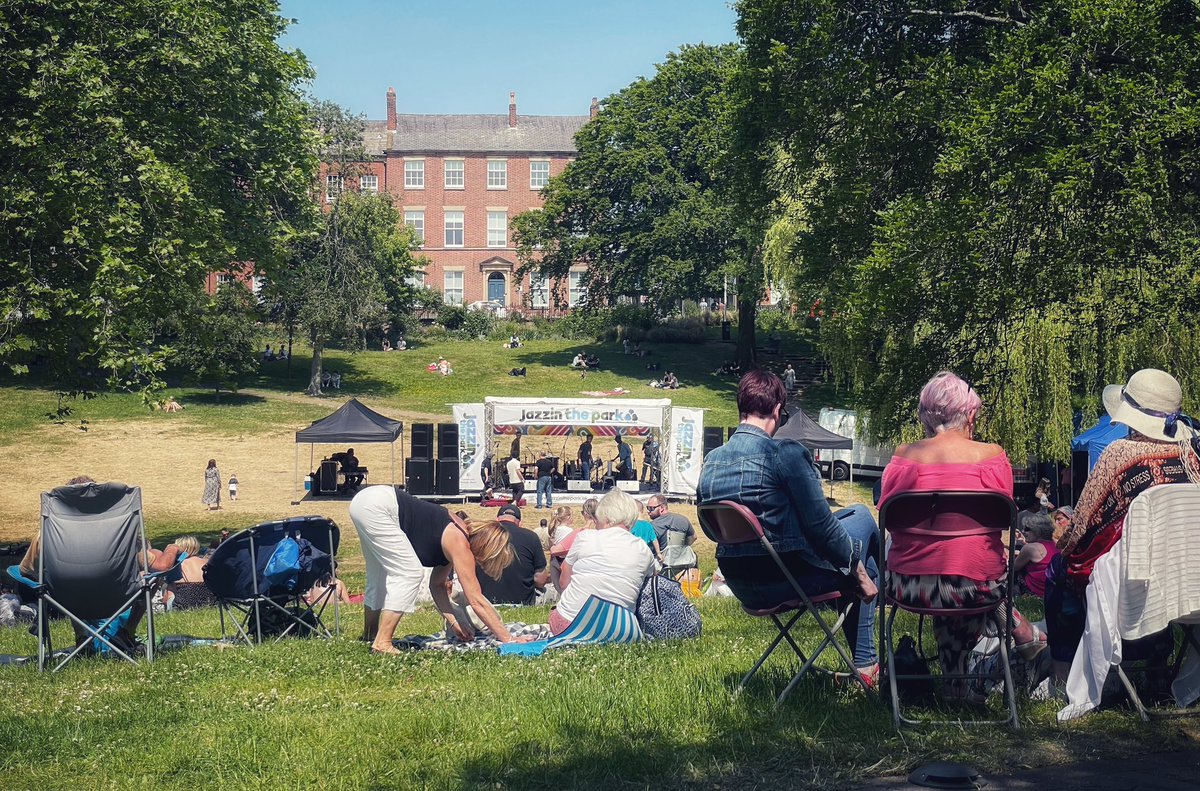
[451,397,704,497]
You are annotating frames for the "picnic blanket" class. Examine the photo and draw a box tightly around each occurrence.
[392,597,643,657]
[579,388,629,397]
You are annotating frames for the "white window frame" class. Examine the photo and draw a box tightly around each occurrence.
[530,273,549,309]
[403,210,425,244]
[216,273,236,287]
[406,271,426,289]
[404,160,425,189]
[444,211,464,248]
[325,174,343,203]
[486,211,507,248]
[443,271,464,305]
[359,174,378,194]
[487,159,507,189]
[568,271,586,307]
[444,159,464,189]
[529,160,550,190]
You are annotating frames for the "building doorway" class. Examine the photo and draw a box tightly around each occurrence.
[487,272,506,306]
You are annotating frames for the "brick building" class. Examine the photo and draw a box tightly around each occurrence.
[322,89,594,315]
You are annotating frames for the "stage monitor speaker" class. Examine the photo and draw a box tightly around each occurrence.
[616,479,640,493]
[437,423,459,460]
[727,426,737,441]
[411,423,434,460]
[318,459,340,495]
[703,427,725,457]
[406,458,435,495]
[567,479,591,492]
[436,459,460,495]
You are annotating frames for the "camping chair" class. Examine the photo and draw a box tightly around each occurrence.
[878,491,1021,729]
[697,500,870,708]
[203,516,340,645]
[5,482,174,672]
[1076,484,1200,721]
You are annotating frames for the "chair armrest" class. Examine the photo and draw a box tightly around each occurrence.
[6,565,39,591]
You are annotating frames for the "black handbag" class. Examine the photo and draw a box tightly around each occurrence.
[635,572,701,639]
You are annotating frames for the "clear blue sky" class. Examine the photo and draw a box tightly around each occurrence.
[278,0,739,118]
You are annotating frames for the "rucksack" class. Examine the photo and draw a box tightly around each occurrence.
[264,537,301,591]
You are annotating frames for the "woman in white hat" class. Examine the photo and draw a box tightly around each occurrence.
[1045,368,1200,681]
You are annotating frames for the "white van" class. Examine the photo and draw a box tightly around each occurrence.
[813,408,893,481]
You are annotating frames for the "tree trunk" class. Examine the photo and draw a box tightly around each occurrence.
[286,323,295,381]
[307,337,324,396]
[736,294,758,371]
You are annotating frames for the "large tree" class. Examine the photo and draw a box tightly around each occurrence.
[737,0,1200,459]
[0,0,316,397]
[172,284,261,400]
[512,43,765,367]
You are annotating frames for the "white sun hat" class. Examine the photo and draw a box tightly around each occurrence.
[1102,368,1194,442]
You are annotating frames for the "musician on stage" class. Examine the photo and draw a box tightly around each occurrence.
[535,451,557,509]
[578,433,593,483]
[613,434,633,480]
[340,447,365,490]
[640,436,660,487]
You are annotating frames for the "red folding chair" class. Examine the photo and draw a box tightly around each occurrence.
[878,491,1021,729]
[698,500,871,708]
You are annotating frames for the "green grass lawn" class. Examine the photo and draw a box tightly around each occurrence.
[0,598,1189,790]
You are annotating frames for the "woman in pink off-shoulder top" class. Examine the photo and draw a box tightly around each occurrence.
[879,372,1046,698]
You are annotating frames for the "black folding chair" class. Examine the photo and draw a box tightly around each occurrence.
[5,482,174,671]
[204,516,340,645]
[878,491,1021,729]
[698,500,871,708]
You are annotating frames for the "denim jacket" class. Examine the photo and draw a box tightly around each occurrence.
[698,424,859,574]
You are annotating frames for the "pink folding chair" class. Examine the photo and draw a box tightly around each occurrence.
[878,490,1021,729]
[698,500,871,707]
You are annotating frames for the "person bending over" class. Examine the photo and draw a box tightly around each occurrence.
[698,370,880,686]
[348,485,534,654]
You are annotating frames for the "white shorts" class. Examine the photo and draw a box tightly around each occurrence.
[348,486,427,613]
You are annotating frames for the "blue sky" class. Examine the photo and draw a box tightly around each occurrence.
[278,0,739,119]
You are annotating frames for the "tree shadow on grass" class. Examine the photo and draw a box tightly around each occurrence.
[251,355,395,398]
[182,392,268,407]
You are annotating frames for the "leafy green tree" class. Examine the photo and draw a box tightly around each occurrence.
[0,0,317,398]
[513,44,764,367]
[736,0,1200,459]
[173,285,261,400]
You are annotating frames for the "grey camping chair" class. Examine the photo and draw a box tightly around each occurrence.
[8,482,171,672]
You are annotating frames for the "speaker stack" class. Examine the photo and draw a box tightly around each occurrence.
[407,423,435,495]
[436,423,460,495]
[703,427,725,458]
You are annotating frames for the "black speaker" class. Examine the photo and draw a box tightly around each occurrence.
[703,427,724,457]
[509,436,520,461]
[726,426,737,441]
[411,423,434,460]
[406,458,434,495]
[437,423,459,460]
[436,458,460,495]
[317,459,340,495]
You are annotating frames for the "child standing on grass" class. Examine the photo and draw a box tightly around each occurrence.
[228,473,239,502]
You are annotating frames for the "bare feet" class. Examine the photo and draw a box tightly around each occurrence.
[370,641,401,655]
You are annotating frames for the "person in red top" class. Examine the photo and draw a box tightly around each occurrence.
[879,371,1045,696]
[1014,512,1059,597]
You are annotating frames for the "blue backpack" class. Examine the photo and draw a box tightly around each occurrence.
[264,537,301,591]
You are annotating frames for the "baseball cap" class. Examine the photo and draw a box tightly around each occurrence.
[497,504,522,523]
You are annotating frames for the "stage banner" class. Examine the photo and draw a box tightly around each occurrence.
[453,403,486,490]
[491,402,664,429]
[666,407,704,496]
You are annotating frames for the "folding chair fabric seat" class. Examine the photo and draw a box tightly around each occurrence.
[878,490,1021,729]
[698,500,870,708]
[204,516,340,644]
[18,482,169,671]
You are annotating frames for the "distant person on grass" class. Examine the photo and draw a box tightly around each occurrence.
[201,459,221,510]
[348,486,534,653]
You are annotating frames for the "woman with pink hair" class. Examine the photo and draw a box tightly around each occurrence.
[879,371,1046,698]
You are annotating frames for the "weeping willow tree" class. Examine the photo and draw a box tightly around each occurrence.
[736,0,1200,460]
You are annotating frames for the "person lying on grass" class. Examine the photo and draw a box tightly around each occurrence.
[348,485,536,654]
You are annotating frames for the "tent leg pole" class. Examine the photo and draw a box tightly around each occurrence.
[293,444,299,505]
[391,442,395,487]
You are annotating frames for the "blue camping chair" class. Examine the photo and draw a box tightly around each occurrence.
[6,482,177,672]
[203,516,340,645]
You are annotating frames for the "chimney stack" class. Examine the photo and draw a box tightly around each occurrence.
[386,87,397,132]
[508,91,517,128]
[590,97,599,119]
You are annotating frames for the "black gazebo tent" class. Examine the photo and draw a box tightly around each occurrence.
[775,407,853,450]
[293,399,404,503]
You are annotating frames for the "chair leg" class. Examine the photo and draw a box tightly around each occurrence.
[772,611,811,664]
[1116,663,1150,722]
[738,612,803,694]
[995,626,1022,730]
[884,604,903,729]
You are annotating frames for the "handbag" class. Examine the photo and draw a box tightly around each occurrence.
[635,572,701,640]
